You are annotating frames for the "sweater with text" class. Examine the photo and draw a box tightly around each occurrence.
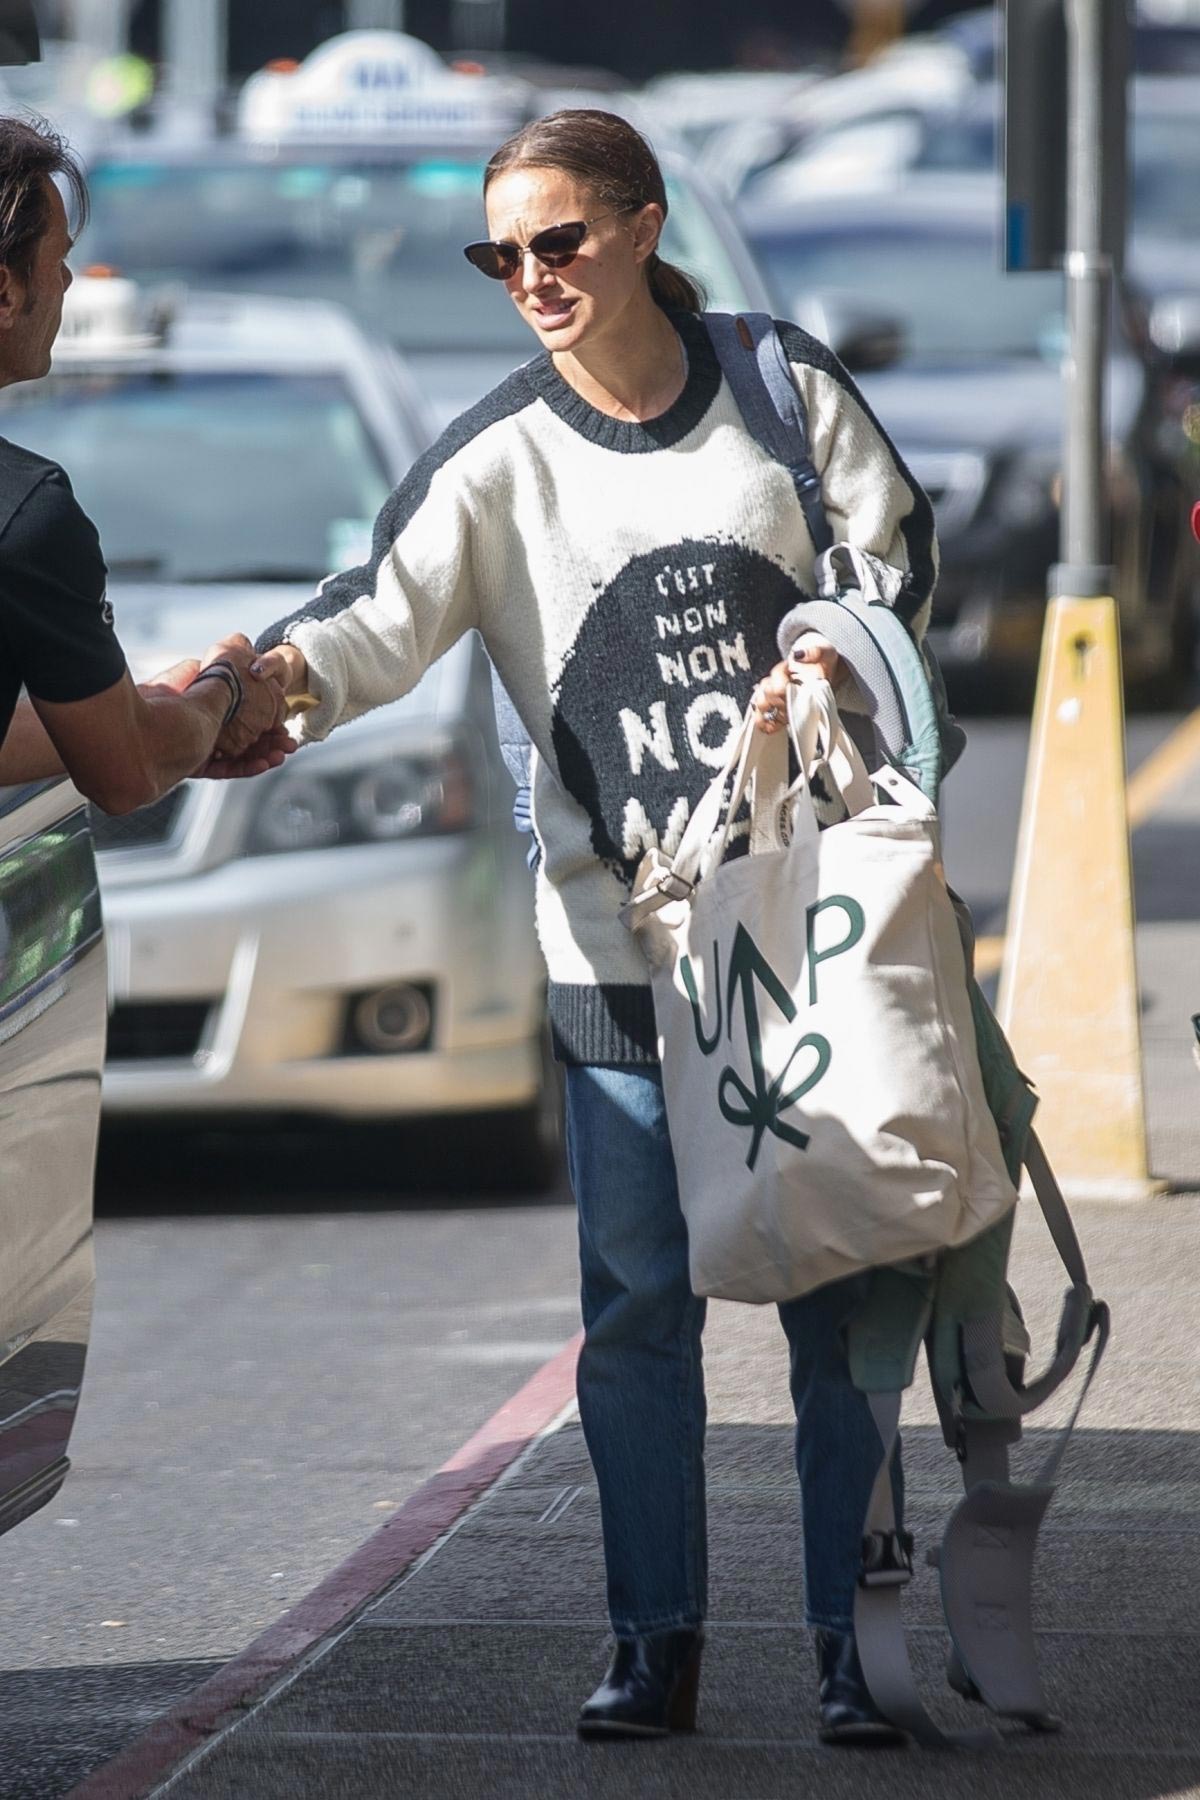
[258,310,937,1065]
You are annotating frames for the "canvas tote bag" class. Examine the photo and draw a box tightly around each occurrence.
[622,679,1018,1304]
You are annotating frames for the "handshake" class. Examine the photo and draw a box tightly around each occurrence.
[152,633,306,781]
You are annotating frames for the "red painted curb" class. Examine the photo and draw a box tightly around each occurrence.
[66,1331,582,1800]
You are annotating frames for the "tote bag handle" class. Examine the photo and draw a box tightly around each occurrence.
[671,678,852,889]
[627,680,934,929]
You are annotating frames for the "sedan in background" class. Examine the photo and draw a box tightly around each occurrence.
[0,281,558,1181]
[743,188,1199,699]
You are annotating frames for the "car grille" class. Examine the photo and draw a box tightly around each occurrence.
[107,1001,213,1062]
[89,788,189,855]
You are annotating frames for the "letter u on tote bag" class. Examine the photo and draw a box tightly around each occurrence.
[622,680,1017,1304]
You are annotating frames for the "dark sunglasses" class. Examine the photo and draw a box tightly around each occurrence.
[462,207,637,281]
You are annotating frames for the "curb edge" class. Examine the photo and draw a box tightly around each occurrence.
[65,1331,583,1800]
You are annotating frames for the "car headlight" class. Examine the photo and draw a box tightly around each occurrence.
[246,736,474,858]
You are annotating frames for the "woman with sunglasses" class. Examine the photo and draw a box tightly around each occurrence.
[251,108,936,1748]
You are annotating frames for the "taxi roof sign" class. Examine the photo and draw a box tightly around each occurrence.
[238,30,528,143]
[55,271,169,357]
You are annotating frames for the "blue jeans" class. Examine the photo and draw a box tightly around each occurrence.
[564,1062,903,1637]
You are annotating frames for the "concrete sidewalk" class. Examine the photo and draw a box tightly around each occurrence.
[84,764,1200,1800]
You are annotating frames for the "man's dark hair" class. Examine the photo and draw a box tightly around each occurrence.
[0,113,87,282]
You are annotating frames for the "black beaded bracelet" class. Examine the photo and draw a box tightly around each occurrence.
[191,658,244,727]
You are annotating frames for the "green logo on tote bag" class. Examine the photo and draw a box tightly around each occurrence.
[679,897,864,1171]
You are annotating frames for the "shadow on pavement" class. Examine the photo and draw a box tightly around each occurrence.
[94,1115,570,1217]
[0,1657,223,1800]
[152,1418,1200,1800]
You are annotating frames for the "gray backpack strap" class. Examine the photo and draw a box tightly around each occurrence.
[936,1169,1109,1736]
[848,1270,998,1749]
[957,1133,1107,1433]
[855,1388,1000,1749]
[851,1130,1110,1745]
[703,311,833,555]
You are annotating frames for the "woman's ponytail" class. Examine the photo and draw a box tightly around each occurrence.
[647,252,706,316]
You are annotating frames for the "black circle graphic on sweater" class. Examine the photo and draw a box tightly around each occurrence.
[551,538,808,886]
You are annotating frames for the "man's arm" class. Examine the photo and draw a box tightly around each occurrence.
[0,659,200,787]
[0,655,293,795]
[29,640,286,814]
[0,472,282,804]
[0,696,66,785]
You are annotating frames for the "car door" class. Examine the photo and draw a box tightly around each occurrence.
[0,778,103,1535]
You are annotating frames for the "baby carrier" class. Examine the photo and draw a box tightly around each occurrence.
[495,311,1111,1744]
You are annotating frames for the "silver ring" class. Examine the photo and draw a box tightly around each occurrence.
[764,706,782,724]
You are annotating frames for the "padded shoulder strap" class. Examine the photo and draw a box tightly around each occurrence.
[704,311,833,555]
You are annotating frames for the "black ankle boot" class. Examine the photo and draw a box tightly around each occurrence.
[577,1627,703,1739]
[815,1628,908,1747]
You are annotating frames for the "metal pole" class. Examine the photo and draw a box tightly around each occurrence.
[346,0,407,27]
[450,0,506,52]
[1053,0,1113,599]
[0,0,40,64]
[162,0,227,112]
[999,0,1155,1197]
[67,0,131,62]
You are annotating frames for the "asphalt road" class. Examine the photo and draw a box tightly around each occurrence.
[0,705,1187,1799]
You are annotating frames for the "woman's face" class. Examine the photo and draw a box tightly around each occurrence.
[483,165,661,356]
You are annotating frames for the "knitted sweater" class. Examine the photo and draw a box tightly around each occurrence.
[258,310,937,1065]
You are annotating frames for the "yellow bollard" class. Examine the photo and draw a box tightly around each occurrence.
[996,594,1164,1200]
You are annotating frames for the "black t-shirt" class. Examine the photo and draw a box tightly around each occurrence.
[0,436,126,752]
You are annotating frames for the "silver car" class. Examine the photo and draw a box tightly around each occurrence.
[0,285,559,1181]
[0,778,104,1532]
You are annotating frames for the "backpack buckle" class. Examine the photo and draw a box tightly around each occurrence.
[652,871,695,903]
[858,1528,915,1589]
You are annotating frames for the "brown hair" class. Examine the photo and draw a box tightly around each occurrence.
[484,109,706,315]
[0,114,88,283]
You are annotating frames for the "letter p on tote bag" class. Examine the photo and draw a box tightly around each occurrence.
[622,681,1017,1304]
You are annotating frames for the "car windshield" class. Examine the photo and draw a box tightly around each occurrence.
[0,370,392,584]
[748,223,1066,363]
[82,155,753,351]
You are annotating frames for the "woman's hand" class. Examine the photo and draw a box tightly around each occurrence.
[752,638,842,734]
[203,642,313,762]
[248,642,311,700]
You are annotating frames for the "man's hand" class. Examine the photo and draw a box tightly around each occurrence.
[752,638,843,734]
[197,724,297,781]
[139,658,201,698]
[196,634,287,757]
[137,654,295,779]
